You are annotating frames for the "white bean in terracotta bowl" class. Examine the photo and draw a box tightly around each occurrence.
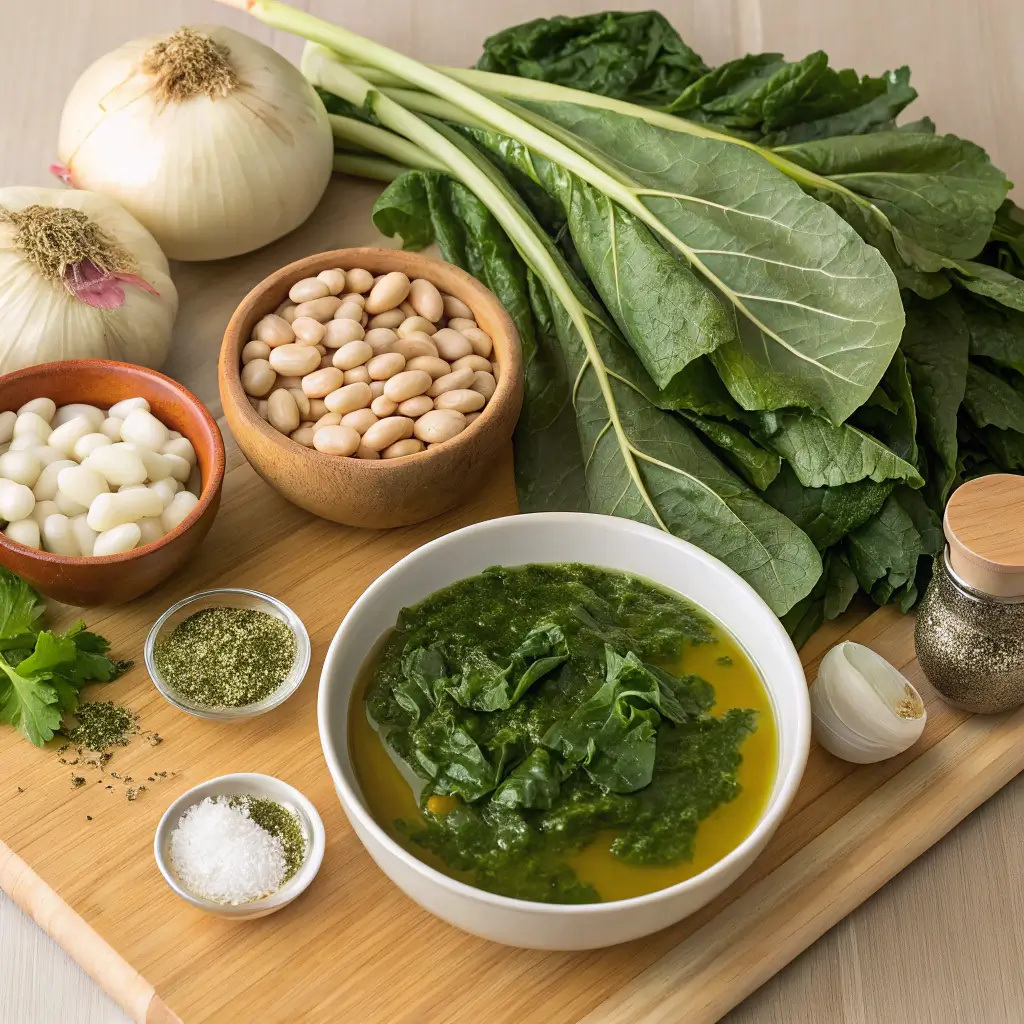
[318,512,810,950]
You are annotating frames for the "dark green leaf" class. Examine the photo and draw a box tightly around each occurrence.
[517,99,905,423]
[433,126,824,615]
[665,53,785,121]
[962,295,1024,375]
[779,132,1009,262]
[681,414,782,490]
[751,409,922,488]
[953,260,1024,312]
[846,493,923,594]
[963,363,1024,433]
[762,67,917,146]
[976,427,1024,471]
[900,292,970,505]
[492,748,565,810]
[824,552,860,620]
[762,464,892,551]
[476,11,708,107]
[373,169,588,515]
[526,157,737,391]
[851,350,918,465]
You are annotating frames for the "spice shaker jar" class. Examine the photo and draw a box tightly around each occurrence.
[915,475,1024,713]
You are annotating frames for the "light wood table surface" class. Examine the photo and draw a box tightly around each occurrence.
[2,2,1023,1021]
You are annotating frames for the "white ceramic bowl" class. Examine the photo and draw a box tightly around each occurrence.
[154,773,326,919]
[318,512,810,949]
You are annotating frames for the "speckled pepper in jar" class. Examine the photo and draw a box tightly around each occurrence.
[915,551,1024,713]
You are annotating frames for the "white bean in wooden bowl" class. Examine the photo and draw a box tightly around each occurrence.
[0,397,200,555]
[240,266,501,460]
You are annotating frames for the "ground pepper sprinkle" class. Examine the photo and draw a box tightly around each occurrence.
[154,606,297,708]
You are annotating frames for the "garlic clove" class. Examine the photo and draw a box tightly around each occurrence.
[810,641,926,764]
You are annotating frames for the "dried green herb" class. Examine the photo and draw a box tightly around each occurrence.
[154,606,296,708]
[231,795,306,881]
[67,701,137,753]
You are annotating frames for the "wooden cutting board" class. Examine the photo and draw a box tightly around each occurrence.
[0,436,1020,1024]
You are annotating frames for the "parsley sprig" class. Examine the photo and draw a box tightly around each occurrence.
[0,569,131,746]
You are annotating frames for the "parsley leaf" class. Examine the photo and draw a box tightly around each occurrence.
[0,655,62,746]
[0,581,131,745]
[0,569,45,641]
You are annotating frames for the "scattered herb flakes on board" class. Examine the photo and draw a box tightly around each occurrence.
[154,606,296,707]
[0,569,131,746]
[67,701,137,753]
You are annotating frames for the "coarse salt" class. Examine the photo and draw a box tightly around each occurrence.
[169,795,287,905]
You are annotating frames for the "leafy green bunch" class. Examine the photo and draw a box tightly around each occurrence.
[230,1,1024,644]
[0,569,129,746]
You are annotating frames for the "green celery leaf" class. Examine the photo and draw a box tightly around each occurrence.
[17,631,78,676]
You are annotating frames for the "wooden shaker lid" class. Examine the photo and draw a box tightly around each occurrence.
[944,474,1024,597]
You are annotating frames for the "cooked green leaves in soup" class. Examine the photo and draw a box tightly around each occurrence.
[352,563,776,904]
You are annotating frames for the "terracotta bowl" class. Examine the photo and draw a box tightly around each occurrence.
[219,248,523,528]
[0,360,225,606]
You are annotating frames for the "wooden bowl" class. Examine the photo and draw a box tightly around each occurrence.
[0,360,225,606]
[219,248,523,528]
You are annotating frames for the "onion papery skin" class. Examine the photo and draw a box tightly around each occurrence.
[57,25,334,262]
[0,187,176,372]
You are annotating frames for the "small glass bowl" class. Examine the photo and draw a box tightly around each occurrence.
[145,588,310,721]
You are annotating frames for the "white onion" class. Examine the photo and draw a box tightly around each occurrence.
[0,187,176,372]
[57,25,334,261]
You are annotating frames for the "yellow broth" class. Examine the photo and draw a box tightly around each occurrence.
[349,617,777,903]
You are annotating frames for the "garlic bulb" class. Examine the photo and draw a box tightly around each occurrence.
[57,26,333,261]
[0,187,176,372]
[810,641,926,764]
